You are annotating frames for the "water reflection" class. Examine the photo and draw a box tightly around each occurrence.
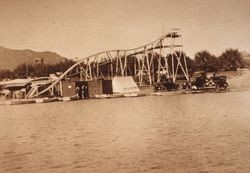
[0,91,250,172]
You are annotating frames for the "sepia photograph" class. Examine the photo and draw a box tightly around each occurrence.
[0,0,250,172]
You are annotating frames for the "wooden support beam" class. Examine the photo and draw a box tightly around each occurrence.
[124,51,127,76]
[145,46,152,85]
[157,39,163,82]
[115,51,119,76]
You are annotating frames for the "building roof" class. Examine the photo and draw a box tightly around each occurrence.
[0,79,32,86]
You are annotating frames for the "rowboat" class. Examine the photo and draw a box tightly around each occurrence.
[5,99,36,105]
[35,97,59,103]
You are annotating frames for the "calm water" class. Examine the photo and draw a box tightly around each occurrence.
[1,91,250,173]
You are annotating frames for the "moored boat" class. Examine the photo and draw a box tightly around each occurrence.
[95,94,109,99]
[124,93,138,97]
[5,99,36,105]
[35,97,59,103]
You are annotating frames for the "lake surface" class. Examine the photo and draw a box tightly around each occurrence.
[0,91,250,173]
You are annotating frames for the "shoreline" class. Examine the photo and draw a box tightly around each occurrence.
[1,69,250,106]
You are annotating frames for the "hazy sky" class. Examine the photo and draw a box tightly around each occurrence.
[0,0,250,59]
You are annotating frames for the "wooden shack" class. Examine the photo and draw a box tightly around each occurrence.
[102,80,113,94]
[76,79,113,99]
[87,80,103,98]
[61,81,76,97]
[62,79,113,99]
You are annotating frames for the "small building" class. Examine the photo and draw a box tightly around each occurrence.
[61,81,76,97]
[0,79,32,99]
[61,77,138,98]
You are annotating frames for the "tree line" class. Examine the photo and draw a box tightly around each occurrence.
[0,48,247,80]
[193,48,245,72]
[0,59,76,80]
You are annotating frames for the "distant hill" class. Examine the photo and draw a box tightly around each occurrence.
[241,51,250,67]
[0,46,68,70]
[241,51,250,58]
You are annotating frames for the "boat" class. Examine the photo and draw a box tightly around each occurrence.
[35,97,59,103]
[107,94,124,99]
[150,92,163,96]
[61,96,79,101]
[150,91,182,96]
[123,93,147,97]
[95,94,125,99]
[62,97,72,101]
[5,99,36,105]
[95,94,109,99]
[191,90,204,94]
[124,93,138,97]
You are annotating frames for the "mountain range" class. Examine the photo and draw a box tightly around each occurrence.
[0,46,67,70]
[1,45,249,71]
